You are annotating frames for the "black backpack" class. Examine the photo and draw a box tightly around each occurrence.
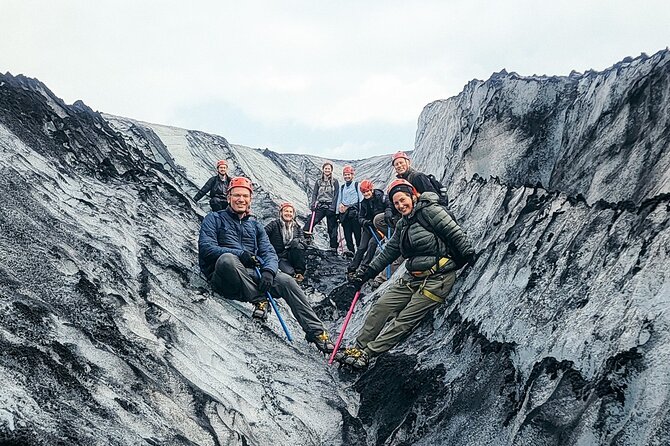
[426,174,449,207]
[413,204,467,269]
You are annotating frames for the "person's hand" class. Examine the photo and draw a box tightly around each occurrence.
[339,203,347,214]
[239,251,259,268]
[258,270,274,293]
[384,214,394,230]
[361,219,372,228]
[349,266,374,291]
[465,252,478,267]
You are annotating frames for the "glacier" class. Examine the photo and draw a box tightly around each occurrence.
[1,49,669,445]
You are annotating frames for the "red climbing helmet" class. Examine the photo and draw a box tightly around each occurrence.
[216,159,228,168]
[279,202,294,212]
[227,177,253,194]
[387,178,417,200]
[360,180,374,193]
[343,165,355,175]
[391,151,410,166]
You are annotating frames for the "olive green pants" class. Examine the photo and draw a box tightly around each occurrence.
[356,271,456,356]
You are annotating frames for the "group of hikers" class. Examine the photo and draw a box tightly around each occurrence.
[194,151,475,370]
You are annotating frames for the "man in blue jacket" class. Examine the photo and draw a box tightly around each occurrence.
[198,176,335,354]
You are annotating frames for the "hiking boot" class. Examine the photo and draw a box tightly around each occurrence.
[294,272,305,283]
[252,300,269,321]
[310,332,336,354]
[342,250,354,258]
[340,347,369,370]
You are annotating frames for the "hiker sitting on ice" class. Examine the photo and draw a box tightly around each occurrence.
[198,176,336,354]
[347,180,386,276]
[304,161,339,251]
[265,202,307,283]
[335,165,363,256]
[193,159,231,212]
[338,179,476,370]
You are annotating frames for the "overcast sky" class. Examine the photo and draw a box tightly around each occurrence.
[2,1,668,158]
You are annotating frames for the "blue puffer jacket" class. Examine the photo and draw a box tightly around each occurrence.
[198,207,278,279]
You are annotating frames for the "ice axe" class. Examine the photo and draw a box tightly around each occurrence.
[329,289,361,365]
[305,210,316,235]
[253,266,293,342]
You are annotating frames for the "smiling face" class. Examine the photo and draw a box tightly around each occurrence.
[281,206,294,222]
[343,172,354,182]
[392,191,415,216]
[362,189,374,200]
[393,157,410,175]
[322,164,332,177]
[217,164,228,176]
[228,187,251,214]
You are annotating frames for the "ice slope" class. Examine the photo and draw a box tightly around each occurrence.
[2,48,670,446]
[414,50,670,205]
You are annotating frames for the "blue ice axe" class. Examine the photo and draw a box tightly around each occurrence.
[253,266,293,342]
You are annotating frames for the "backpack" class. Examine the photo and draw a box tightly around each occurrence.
[413,205,467,269]
[426,174,449,207]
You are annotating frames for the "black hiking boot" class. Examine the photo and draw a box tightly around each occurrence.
[252,300,269,321]
[339,346,369,370]
[310,332,336,355]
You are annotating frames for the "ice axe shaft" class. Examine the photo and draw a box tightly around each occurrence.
[329,290,361,364]
[254,266,293,342]
[386,227,392,279]
[307,210,316,233]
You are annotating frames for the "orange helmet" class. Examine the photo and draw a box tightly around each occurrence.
[387,178,417,200]
[227,177,253,194]
[216,159,228,168]
[279,202,294,212]
[360,180,374,193]
[343,165,355,175]
[391,151,410,166]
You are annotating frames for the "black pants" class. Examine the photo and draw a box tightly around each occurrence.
[304,205,338,249]
[349,225,380,271]
[278,240,306,275]
[340,211,361,253]
[210,198,228,212]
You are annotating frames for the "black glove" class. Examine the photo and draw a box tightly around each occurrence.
[361,219,372,228]
[384,212,394,230]
[349,266,374,291]
[465,252,478,267]
[239,251,259,268]
[258,270,274,293]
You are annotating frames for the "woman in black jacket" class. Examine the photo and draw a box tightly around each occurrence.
[265,202,307,282]
[348,180,386,274]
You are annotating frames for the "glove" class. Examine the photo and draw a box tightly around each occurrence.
[349,266,374,291]
[361,219,372,228]
[258,270,274,294]
[384,212,394,229]
[239,251,259,268]
[465,252,478,267]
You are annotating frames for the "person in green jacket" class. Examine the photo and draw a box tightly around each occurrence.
[339,179,476,370]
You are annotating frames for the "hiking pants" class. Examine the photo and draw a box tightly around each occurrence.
[211,253,325,338]
[373,213,400,237]
[210,197,228,212]
[349,226,379,271]
[339,212,361,253]
[278,239,306,276]
[304,205,338,249]
[356,271,456,356]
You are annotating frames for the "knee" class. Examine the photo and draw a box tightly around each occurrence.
[288,239,303,250]
[215,253,238,272]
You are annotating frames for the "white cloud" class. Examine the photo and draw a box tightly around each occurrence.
[2,0,669,155]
